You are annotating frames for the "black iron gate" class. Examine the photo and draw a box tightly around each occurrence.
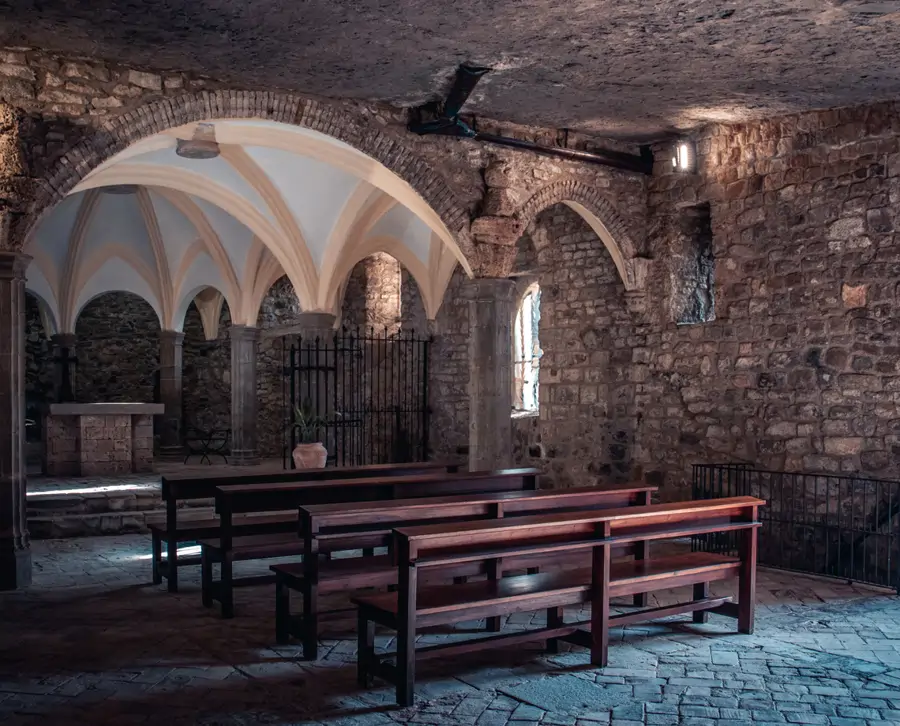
[282,328,431,468]
[693,463,900,592]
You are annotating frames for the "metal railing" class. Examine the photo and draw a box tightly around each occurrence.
[693,463,900,592]
[281,328,431,469]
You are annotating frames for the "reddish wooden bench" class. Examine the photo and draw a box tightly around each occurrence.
[151,460,459,591]
[352,496,763,706]
[200,468,539,617]
[271,484,655,658]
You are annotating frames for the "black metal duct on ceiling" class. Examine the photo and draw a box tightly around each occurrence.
[408,64,654,175]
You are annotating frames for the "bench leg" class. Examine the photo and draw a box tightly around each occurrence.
[590,543,611,668]
[275,577,290,644]
[693,582,710,623]
[632,540,649,607]
[201,549,213,608]
[452,576,467,585]
[546,607,563,654]
[151,533,162,585]
[362,547,374,557]
[486,558,502,633]
[221,556,235,618]
[166,537,179,593]
[738,526,758,635]
[302,582,318,660]
[396,563,417,708]
[357,609,375,688]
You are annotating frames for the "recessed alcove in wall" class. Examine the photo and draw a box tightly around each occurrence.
[671,202,715,325]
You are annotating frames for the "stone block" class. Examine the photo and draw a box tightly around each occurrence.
[127,69,162,90]
[824,437,864,456]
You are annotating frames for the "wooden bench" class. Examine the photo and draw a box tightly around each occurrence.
[272,484,656,658]
[352,496,764,705]
[200,468,539,617]
[150,460,460,591]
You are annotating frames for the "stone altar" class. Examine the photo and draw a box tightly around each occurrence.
[44,403,163,476]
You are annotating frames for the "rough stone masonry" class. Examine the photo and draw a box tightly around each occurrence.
[5,46,900,501]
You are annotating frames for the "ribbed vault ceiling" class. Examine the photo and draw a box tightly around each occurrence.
[25,120,466,333]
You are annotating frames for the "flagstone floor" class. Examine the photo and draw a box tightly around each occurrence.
[2,535,900,726]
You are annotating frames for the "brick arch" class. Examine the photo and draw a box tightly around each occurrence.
[513,178,640,289]
[27,91,474,261]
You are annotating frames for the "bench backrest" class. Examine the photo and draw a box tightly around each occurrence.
[216,468,540,516]
[301,484,656,535]
[394,496,765,566]
[161,460,461,503]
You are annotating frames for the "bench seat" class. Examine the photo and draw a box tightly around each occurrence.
[200,532,303,560]
[353,552,739,629]
[150,512,296,538]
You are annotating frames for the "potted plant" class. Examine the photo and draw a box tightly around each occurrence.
[288,399,329,469]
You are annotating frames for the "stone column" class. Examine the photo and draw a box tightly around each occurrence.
[468,278,517,472]
[230,325,260,465]
[158,330,185,459]
[0,252,30,589]
[49,332,76,403]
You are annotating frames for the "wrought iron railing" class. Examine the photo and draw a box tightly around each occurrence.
[281,328,431,469]
[693,463,900,592]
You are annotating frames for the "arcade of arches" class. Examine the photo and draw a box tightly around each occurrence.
[1,49,900,591]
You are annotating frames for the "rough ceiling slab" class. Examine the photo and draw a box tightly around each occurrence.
[2,0,900,139]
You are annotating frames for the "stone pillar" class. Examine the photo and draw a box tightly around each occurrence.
[468,278,517,472]
[49,332,76,403]
[230,325,260,465]
[158,330,185,459]
[0,252,30,589]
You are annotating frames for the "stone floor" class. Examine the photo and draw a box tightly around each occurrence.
[2,535,900,726]
[25,459,288,538]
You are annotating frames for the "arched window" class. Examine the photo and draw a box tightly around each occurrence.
[513,285,542,413]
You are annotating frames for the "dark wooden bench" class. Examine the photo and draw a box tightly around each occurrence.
[271,484,655,659]
[353,495,764,705]
[150,460,460,592]
[200,468,539,617]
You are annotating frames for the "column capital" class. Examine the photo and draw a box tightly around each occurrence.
[230,324,261,343]
[50,332,76,348]
[159,329,186,346]
[0,251,30,280]
[466,277,518,303]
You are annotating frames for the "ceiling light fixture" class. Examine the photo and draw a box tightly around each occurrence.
[176,122,220,160]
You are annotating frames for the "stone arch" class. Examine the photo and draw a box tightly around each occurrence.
[513,178,642,290]
[27,91,474,263]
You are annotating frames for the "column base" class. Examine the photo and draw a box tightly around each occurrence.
[0,545,32,590]
[230,449,260,466]
[157,445,186,462]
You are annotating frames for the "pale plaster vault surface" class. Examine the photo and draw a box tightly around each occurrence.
[25,120,465,334]
[3,1,900,138]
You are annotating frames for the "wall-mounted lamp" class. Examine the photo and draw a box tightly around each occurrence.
[672,140,696,173]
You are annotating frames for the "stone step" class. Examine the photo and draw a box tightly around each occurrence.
[28,505,220,539]
[25,475,215,538]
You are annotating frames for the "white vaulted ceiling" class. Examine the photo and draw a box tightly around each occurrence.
[25,120,468,334]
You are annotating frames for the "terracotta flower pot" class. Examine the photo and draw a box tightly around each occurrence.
[292,442,327,469]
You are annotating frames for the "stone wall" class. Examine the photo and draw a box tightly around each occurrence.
[257,276,303,459]
[24,292,52,435]
[341,254,402,332]
[637,102,900,492]
[511,205,638,488]
[181,300,231,435]
[429,268,471,463]
[73,293,160,404]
